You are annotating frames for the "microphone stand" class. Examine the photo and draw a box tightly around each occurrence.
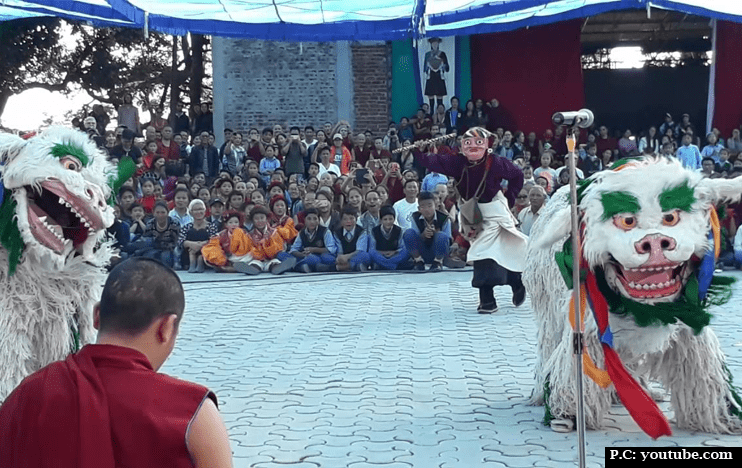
[566,126,587,468]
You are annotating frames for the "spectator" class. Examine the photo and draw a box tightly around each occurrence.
[137,201,180,267]
[127,203,148,243]
[190,131,219,178]
[403,191,451,272]
[727,129,742,157]
[117,93,141,136]
[393,179,420,230]
[658,113,676,141]
[221,132,245,177]
[194,102,213,135]
[359,190,382,234]
[421,170,448,193]
[676,113,696,145]
[701,157,717,178]
[370,137,392,163]
[333,206,371,272]
[118,186,137,223]
[461,100,479,132]
[484,98,505,133]
[432,103,447,127]
[617,129,638,157]
[269,195,299,246]
[581,142,602,177]
[158,126,181,162]
[236,206,296,275]
[638,126,660,155]
[290,208,338,273]
[369,205,410,270]
[595,125,617,158]
[533,152,558,181]
[178,199,217,273]
[207,198,225,229]
[168,102,190,135]
[259,145,281,186]
[146,104,168,132]
[512,187,530,218]
[283,127,308,177]
[716,148,733,175]
[202,210,251,272]
[169,188,194,227]
[675,133,702,170]
[413,108,433,141]
[316,145,341,178]
[328,133,351,174]
[351,133,371,168]
[0,258,234,468]
[518,186,546,235]
[398,117,414,142]
[138,178,157,214]
[701,132,725,163]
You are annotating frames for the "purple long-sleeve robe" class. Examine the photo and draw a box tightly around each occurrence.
[417,147,524,208]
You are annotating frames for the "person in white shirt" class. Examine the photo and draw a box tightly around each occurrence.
[316,146,341,178]
[518,185,547,236]
[393,179,420,230]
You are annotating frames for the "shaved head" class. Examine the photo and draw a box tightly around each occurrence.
[98,258,185,335]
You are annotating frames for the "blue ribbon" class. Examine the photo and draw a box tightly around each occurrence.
[697,230,715,301]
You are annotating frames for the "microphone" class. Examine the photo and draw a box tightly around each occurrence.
[552,109,594,128]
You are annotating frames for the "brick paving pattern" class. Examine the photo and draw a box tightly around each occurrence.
[162,269,742,467]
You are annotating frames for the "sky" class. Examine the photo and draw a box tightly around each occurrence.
[1,46,650,132]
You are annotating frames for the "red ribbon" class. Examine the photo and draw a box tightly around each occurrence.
[585,270,672,439]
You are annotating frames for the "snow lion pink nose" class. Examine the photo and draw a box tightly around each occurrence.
[634,233,677,263]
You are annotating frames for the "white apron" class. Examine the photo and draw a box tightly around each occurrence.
[461,191,529,272]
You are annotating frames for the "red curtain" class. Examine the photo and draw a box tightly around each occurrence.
[712,20,742,136]
[471,20,585,136]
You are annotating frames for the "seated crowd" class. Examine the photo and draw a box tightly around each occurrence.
[89,99,742,274]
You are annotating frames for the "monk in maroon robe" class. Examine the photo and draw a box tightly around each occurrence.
[0,258,233,468]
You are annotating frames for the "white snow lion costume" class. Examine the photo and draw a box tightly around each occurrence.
[0,127,119,401]
[524,156,742,438]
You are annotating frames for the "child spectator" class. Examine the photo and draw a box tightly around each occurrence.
[168,188,193,227]
[202,210,252,272]
[138,178,157,214]
[701,132,725,163]
[249,189,266,207]
[675,133,702,170]
[333,206,371,272]
[236,206,296,275]
[716,148,732,175]
[269,195,298,245]
[128,203,148,242]
[403,191,451,272]
[533,152,558,181]
[178,199,218,273]
[290,208,338,273]
[227,191,245,211]
[581,142,602,177]
[259,145,281,186]
[118,186,137,224]
[369,205,410,270]
[315,190,341,232]
[207,198,225,229]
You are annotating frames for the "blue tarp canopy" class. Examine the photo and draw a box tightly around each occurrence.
[1,1,741,40]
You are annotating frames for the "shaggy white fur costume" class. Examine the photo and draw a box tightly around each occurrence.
[524,157,742,434]
[0,127,115,401]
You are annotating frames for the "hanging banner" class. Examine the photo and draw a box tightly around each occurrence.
[417,37,459,112]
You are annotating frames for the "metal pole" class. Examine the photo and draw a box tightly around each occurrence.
[566,128,587,468]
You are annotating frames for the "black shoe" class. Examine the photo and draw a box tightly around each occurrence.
[270,257,297,275]
[512,284,527,307]
[443,256,466,269]
[477,302,499,314]
[429,260,442,272]
[412,260,426,272]
[234,262,261,275]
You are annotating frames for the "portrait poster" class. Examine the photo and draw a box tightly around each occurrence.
[416,37,458,111]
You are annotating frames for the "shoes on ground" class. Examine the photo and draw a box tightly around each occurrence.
[477,302,499,314]
[270,257,297,275]
[512,284,527,307]
[234,262,261,275]
[429,260,442,272]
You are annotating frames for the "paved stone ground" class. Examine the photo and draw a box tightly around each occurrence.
[162,269,742,467]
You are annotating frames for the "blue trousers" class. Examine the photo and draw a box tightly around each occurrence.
[296,252,336,271]
[370,248,412,270]
[348,251,371,271]
[403,230,449,264]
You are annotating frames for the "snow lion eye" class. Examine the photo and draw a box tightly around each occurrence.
[613,214,637,231]
[60,156,82,172]
[662,210,680,227]
[476,139,484,145]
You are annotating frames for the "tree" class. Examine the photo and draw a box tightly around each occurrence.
[0,17,211,128]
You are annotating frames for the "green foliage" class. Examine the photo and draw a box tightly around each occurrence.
[0,17,212,126]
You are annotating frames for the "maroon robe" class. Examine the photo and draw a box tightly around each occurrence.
[0,344,215,468]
